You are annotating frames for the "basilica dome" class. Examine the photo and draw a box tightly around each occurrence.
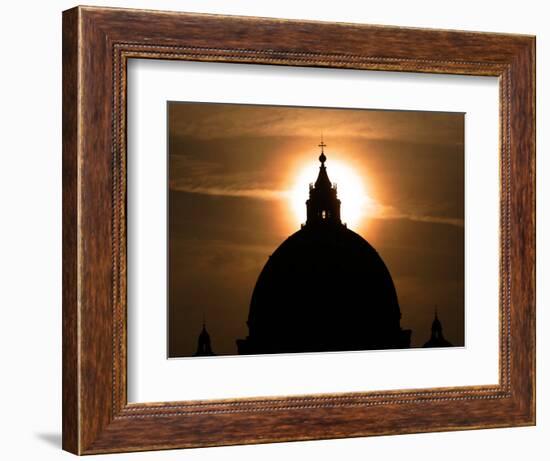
[237,144,411,355]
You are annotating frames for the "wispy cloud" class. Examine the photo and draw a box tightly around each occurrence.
[169,103,464,147]
[371,204,464,227]
[170,183,288,200]
[171,182,464,228]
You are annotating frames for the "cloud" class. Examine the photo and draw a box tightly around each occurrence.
[170,182,288,200]
[169,103,464,147]
[372,204,464,227]
[171,181,464,228]
[167,104,464,229]
[168,155,286,200]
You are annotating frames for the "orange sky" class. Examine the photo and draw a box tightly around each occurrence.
[168,102,464,357]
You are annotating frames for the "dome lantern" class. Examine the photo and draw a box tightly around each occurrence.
[306,139,342,226]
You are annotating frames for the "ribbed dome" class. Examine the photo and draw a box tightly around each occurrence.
[237,225,409,354]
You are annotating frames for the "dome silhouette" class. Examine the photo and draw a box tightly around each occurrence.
[193,322,216,356]
[423,308,453,348]
[237,142,411,355]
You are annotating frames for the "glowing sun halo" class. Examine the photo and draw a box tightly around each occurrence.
[289,159,373,229]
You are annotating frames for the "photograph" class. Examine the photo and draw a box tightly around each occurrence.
[167,102,465,358]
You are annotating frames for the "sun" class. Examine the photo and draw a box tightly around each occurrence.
[289,159,373,229]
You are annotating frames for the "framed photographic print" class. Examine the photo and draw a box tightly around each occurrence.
[62,6,535,455]
[165,102,463,360]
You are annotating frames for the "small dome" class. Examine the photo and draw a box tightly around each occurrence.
[423,309,452,348]
[194,323,216,356]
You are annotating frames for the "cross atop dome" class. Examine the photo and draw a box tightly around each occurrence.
[318,136,327,164]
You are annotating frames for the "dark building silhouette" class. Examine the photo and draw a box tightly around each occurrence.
[193,322,216,356]
[237,141,411,355]
[423,308,453,348]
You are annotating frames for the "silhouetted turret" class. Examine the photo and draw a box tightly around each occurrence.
[305,141,341,226]
[423,308,453,348]
[193,322,216,356]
